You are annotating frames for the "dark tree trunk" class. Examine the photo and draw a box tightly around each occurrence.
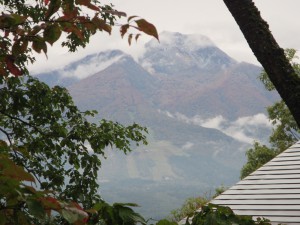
[223,0,300,128]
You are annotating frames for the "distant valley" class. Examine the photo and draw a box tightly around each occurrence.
[36,31,279,219]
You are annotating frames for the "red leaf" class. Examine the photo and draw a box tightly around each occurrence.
[83,21,96,34]
[92,17,111,34]
[83,217,89,223]
[12,39,28,56]
[61,23,84,39]
[40,197,61,211]
[102,10,126,17]
[75,0,99,11]
[30,25,42,36]
[120,24,129,38]
[135,19,159,41]
[61,8,78,20]
[135,34,141,42]
[5,56,22,76]
[45,0,50,5]
[128,15,138,22]
[70,202,83,210]
[128,34,133,46]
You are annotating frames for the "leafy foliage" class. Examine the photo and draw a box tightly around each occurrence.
[0,75,148,224]
[0,1,159,223]
[168,186,227,222]
[240,142,277,179]
[212,186,227,199]
[224,0,300,128]
[186,204,272,225]
[260,49,300,151]
[240,49,300,179]
[0,0,158,77]
[168,197,208,222]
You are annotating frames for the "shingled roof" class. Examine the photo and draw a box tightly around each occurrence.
[211,141,300,225]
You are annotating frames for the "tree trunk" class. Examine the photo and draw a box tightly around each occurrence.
[223,0,300,128]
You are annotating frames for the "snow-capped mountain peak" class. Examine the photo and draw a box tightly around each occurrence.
[140,31,235,76]
[146,31,215,51]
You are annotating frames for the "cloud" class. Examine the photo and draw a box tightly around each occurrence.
[61,53,124,79]
[200,115,226,130]
[158,110,273,144]
[234,113,273,127]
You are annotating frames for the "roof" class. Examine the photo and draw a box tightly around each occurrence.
[211,141,300,225]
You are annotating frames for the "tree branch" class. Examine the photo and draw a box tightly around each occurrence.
[0,110,45,135]
[223,0,300,128]
[0,127,12,145]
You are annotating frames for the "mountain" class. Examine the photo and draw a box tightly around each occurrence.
[37,50,125,87]
[140,31,236,76]
[139,31,277,119]
[35,31,279,219]
[68,52,157,124]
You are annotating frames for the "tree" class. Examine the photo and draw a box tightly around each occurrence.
[259,49,300,151]
[168,196,208,222]
[167,186,227,222]
[0,0,158,224]
[240,142,277,179]
[240,49,300,179]
[0,75,149,224]
[223,0,300,128]
[0,0,158,77]
[188,204,272,225]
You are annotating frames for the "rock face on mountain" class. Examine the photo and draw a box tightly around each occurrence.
[36,31,279,219]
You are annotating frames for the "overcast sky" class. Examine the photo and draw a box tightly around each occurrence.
[29,0,300,74]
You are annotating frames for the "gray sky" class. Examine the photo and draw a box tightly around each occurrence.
[29,0,300,73]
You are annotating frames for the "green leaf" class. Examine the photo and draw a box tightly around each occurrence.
[10,14,27,24]
[113,202,140,207]
[114,203,146,225]
[62,209,80,223]
[26,199,45,220]
[32,38,47,55]
[92,202,106,211]
[156,219,178,225]
[45,0,61,19]
[61,206,88,224]
[44,24,62,45]
[0,14,27,27]
[135,19,159,40]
